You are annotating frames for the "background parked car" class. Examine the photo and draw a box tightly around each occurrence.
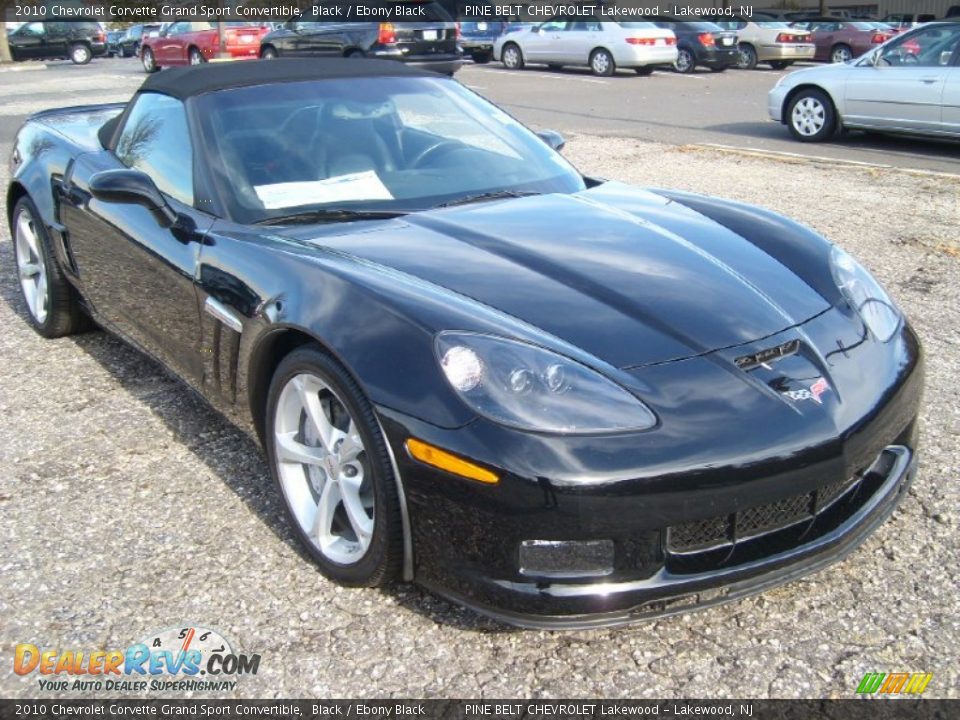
[790,19,895,63]
[653,18,739,73]
[106,31,124,58]
[6,21,106,65]
[711,18,814,69]
[259,14,461,74]
[458,18,508,64]
[769,22,960,142]
[494,20,677,76]
[141,21,271,72]
[881,14,937,30]
[119,23,161,58]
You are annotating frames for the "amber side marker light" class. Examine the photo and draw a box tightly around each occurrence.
[405,438,499,485]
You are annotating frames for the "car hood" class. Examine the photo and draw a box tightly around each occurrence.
[292,183,831,369]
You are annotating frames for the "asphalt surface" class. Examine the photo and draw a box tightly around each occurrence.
[0,58,958,699]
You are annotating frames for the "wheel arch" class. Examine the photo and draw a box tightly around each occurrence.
[247,324,415,581]
[6,181,28,234]
[259,43,277,58]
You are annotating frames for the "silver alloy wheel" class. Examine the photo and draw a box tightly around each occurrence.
[262,47,277,59]
[189,48,203,65]
[71,45,91,64]
[14,208,49,325]
[592,50,611,75]
[503,45,521,69]
[791,96,826,137]
[675,49,693,73]
[831,46,852,63]
[143,49,155,71]
[274,373,373,565]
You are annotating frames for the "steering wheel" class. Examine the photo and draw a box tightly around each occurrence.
[410,140,464,169]
[902,51,919,65]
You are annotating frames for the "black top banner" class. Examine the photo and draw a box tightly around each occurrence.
[4,2,771,24]
[1,700,959,720]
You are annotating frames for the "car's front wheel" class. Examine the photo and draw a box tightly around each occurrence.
[501,42,524,70]
[188,47,204,65]
[11,197,85,338]
[674,47,696,73]
[142,47,159,73]
[69,43,92,65]
[260,45,278,59]
[266,346,402,587]
[590,48,615,76]
[787,88,838,142]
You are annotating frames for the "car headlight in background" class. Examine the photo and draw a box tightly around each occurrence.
[831,246,901,342]
[437,333,657,434]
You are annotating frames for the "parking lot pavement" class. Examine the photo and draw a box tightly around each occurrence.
[457,62,960,177]
[0,60,958,699]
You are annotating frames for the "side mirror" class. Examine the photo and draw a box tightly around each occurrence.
[286,20,300,32]
[89,169,177,227]
[532,26,541,33]
[536,130,566,152]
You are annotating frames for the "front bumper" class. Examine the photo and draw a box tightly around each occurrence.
[768,82,790,122]
[379,314,923,628]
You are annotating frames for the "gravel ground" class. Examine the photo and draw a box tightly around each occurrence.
[0,71,958,700]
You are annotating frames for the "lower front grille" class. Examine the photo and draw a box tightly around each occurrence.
[665,447,903,568]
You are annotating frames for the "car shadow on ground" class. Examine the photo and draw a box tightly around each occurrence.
[0,238,514,634]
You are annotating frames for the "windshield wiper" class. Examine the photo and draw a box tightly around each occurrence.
[256,209,407,226]
[433,190,542,209]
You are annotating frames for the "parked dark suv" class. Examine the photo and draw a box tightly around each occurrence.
[260,5,462,75]
[653,18,739,73]
[7,21,106,65]
[119,23,162,58]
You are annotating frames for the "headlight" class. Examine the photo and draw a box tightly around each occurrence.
[436,332,657,434]
[831,246,901,342]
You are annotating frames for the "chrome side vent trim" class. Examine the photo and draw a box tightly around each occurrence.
[204,296,243,334]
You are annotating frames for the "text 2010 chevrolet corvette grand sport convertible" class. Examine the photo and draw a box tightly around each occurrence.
[8,59,922,628]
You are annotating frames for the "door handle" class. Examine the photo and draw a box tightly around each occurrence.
[920,78,938,84]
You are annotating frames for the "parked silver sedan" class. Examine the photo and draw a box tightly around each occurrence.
[769,22,960,142]
[493,20,678,76]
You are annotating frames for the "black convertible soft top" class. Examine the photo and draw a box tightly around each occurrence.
[140,58,436,100]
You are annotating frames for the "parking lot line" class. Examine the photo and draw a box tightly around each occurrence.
[474,68,609,84]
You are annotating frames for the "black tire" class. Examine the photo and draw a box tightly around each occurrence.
[471,50,492,64]
[589,48,615,76]
[769,60,792,70]
[260,45,278,59]
[674,47,696,74]
[142,47,159,73]
[346,49,365,59]
[830,44,853,64]
[501,42,524,70]
[188,46,204,65]
[786,88,838,143]
[69,43,92,65]
[265,346,403,587]
[10,197,85,338]
[736,43,758,70]
[634,66,654,76]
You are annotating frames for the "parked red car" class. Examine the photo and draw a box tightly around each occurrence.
[791,19,895,63]
[141,21,271,73]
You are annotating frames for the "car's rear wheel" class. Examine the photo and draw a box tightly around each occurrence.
[69,43,92,65]
[472,50,492,64]
[266,346,402,587]
[260,45,277,59]
[769,60,792,70]
[11,197,85,338]
[501,42,524,70]
[590,48,615,76]
[188,47,204,65]
[634,66,654,75]
[674,47,695,73]
[787,88,837,143]
[831,44,853,63]
[736,43,758,69]
[142,47,159,73]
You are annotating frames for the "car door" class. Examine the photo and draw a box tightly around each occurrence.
[524,20,567,63]
[844,24,960,133]
[942,62,960,134]
[287,21,343,56]
[9,22,47,60]
[155,21,190,64]
[58,93,211,383]
[565,21,603,65]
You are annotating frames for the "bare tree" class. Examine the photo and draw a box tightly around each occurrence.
[0,22,12,64]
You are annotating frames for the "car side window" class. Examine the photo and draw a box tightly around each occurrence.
[22,22,45,36]
[540,21,567,32]
[115,93,194,205]
[881,25,960,67]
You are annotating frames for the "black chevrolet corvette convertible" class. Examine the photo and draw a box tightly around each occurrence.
[7,59,922,628]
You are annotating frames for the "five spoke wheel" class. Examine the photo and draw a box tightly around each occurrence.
[14,209,49,325]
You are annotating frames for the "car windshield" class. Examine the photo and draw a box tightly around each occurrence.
[617,22,657,29]
[194,77,585,223]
